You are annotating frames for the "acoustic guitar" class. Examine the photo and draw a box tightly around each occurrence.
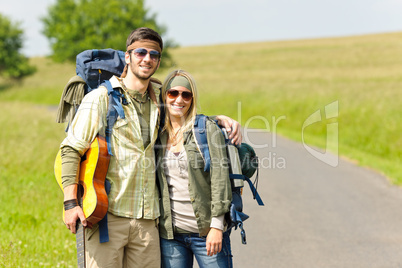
[54,135,110,268]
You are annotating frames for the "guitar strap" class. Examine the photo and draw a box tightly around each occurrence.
[98,179,111,243]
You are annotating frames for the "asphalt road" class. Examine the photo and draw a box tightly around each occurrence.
[229,130,402,268]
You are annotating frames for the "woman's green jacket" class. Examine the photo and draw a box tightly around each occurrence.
[156,117,232,238]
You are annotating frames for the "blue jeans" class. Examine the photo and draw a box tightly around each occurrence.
[160,231,233,268]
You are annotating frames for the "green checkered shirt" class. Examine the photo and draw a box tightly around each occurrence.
[61,76,161,220]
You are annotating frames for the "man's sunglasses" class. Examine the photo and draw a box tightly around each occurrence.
[166,90,193,101]
[132,48,161,61]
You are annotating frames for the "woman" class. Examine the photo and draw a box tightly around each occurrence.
[156,70,233,268]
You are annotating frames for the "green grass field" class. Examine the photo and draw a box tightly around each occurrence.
[0,32,401,266]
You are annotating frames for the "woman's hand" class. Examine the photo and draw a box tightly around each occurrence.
[206,228,223,256]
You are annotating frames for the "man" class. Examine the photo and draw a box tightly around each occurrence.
[60,27,241,268]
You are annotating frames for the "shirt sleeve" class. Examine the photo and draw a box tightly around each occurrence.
[207,119,232,218]
[60,87,108,155]
[61,146,81,189]
[210,214,225,230]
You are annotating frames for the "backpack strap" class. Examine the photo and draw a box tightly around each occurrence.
[230,206,248,244]
[98,179,111,243]
[229,189,249,244]
[102,80,126,156]
[193,114,211,172]
[230,173,264,206]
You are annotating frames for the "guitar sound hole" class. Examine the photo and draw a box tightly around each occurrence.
[78,184,85,202]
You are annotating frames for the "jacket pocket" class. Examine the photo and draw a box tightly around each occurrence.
[188,149,205,169]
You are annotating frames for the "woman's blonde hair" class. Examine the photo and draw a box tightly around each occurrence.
[161,69,199,138]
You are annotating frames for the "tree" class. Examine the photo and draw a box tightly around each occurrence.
[42,0,175,67]
[0,14,36,79]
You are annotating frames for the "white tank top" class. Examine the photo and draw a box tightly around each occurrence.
[163,149,199,233]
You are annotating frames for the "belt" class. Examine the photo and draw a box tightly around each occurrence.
[173,226,193,234]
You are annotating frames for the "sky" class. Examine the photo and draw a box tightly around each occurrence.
[2,0,402,57]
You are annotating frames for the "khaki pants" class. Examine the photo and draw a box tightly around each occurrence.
[85,213,160,268]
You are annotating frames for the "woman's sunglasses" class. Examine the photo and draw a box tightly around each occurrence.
[166,90,193,101]
[132,48,161,61]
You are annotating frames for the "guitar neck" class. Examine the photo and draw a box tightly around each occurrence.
[76,221,86,268]
[76,184,86,268]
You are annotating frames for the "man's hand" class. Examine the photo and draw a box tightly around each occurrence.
[64,206,87,234]
[63,184,87,234]
[206,228,223,256]
[215,115,242,145]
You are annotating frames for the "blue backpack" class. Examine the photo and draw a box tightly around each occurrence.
[193,114,264,245]
[56,49,128,156]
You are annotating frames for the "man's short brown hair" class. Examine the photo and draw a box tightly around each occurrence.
[126,27,163,51]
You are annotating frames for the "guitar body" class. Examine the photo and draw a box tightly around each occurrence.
[54,135,110,225]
